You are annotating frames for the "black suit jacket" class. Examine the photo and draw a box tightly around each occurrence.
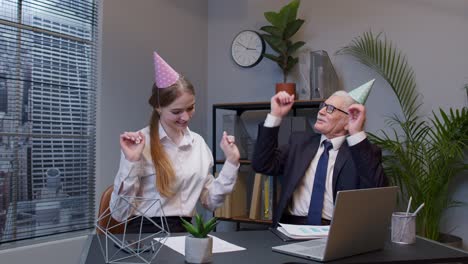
[251,124,388,226]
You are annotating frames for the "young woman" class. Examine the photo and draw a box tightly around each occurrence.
[110,53,240,233]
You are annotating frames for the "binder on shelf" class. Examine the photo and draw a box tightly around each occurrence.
[215,171,248,218]
[230,171,248,217]
[249,173,263,220]
[214,172,224,217]
[214,206,223,218]
[261,175,273,220]
[223,192,232,218]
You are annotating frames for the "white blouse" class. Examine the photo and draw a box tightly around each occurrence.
[109,125,239,222]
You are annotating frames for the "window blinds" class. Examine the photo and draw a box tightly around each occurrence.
[0,0,99,243]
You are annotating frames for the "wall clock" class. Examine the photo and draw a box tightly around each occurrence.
[231,30,265,68]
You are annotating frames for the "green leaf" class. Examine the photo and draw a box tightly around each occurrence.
[201,217,218,238]
[278,4,292,29]
[262,34,287,54]
[181,214,218,238]
[264,12,282,28]
[195,214,205,236]
[285,56,298,72]
[260,26,283,38]
[204,217,218,230]
[263,53,281,63]
[180,217,200,237]
[283,0,300,23]
[287,41,305,55]
[284,19,304,39]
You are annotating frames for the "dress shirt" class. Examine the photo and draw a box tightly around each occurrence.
[110,124,239,222]
[263,113,366,220]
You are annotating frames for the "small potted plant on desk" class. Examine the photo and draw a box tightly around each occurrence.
[260,0,306,96]
[181,214,218,263]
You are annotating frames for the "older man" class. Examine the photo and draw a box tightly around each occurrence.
[252,83,388,226]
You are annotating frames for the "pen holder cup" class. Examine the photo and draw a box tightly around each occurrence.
[391,212,416,244]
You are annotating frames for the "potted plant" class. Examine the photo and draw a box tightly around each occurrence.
[337,32,468,244]
[260,0,305,96]
[181,214,218,263]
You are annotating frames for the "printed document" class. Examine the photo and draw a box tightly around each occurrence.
[277,223,329,239]
[158,235,246,256]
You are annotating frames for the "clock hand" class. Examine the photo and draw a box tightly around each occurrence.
[236,41,248,49]
[236,42,257,51]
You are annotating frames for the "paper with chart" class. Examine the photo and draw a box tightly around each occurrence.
[278,223,329,239]
[158,235,246,256]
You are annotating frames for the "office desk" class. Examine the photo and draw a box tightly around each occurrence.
[82,230,468,263]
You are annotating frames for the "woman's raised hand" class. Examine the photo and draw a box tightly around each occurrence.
[120,131,146,162]
[220,131,240,166]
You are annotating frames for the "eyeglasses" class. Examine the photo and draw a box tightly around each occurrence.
[319,102,349,115]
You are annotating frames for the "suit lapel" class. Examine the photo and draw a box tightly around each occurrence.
[275,135,321,225]
[298,136,320,185]
[288,135,320,194]
[333,142,349,194]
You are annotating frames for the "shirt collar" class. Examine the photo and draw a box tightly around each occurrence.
[158,122,194,147]
[320,134,346,151]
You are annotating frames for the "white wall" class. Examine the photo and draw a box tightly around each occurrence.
[207,0,468,249]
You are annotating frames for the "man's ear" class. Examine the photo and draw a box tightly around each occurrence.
[343,117,349,132]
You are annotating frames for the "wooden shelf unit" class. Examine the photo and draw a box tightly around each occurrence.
[212,100,323,228]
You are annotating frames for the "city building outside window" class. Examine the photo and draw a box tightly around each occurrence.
[0,0,99,243]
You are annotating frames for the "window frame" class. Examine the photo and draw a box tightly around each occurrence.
[0,0,100,244]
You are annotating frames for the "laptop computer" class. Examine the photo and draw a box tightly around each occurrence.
[272,186,398,262]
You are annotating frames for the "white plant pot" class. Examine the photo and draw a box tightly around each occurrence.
[185,235,213,263]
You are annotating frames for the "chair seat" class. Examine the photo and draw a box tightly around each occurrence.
[96,185,125,234]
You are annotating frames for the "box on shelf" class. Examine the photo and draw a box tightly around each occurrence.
[298,50,339,100]
[223,114,254,159]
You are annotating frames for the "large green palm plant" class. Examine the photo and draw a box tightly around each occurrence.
[337,32,468,241]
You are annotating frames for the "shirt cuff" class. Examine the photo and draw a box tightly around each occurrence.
[264,113,282,127]
[217,160,239,184]
[119,157,145,179]
[223,160,240,172]
[346,131,367,146]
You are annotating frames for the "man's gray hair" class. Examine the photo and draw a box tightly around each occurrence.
[330,90,356,108]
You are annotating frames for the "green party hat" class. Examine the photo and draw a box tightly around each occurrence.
[348,79,375,104]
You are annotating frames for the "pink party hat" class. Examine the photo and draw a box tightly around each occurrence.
[153,52,180,88]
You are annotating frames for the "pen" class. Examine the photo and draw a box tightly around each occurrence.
[413,203,425,216]
[406,196,412,216]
